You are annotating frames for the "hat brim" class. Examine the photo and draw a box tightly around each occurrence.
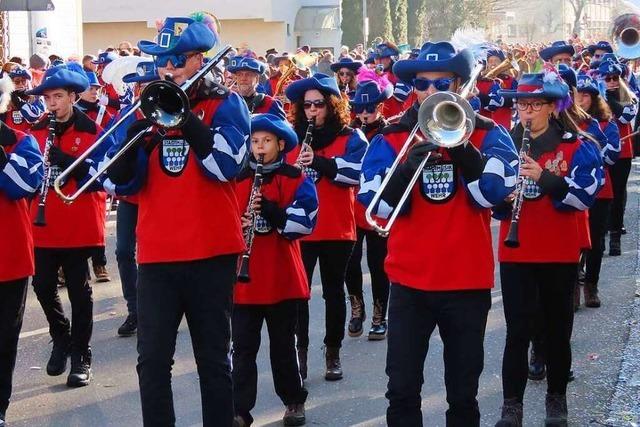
[251,114,298,153]
[588,45,613,55]
[138,23,216,56]
[27,70,89,96]
[285,76,340,103]
[393,50,473,84]
[497,89,564,100]
[227,64,266,75]
[350,85,393,106]
[539,46,575,61]
[576,86,600,95]
[330,62,362,73]
[122,72,157,84]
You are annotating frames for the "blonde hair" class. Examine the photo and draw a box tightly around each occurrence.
[616,78,638,105]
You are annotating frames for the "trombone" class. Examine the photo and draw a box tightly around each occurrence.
[365,63,482,237]
[53,44,233,204]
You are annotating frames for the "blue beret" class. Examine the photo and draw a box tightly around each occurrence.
[227,55,266,75]
[285,73,340,103]
[84,71,102,87]
[9,67,31,80]
[576,74,600,95]
[27,65,89,96]
[251,113,298,153]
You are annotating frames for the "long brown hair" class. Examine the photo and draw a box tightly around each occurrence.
[585,92,612,122]
[289,91,351,129]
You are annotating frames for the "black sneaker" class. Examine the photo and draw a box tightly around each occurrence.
[347,295,365,337]
[609,232,622,256]
[117,315,137,337]
[46,336,71,376]
[283,403,306,426]
[67,349,92,388]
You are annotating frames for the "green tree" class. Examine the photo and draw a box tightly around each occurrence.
[367,0,394,45]
[390,0,408,45]
[341,0,364,47]
[407,0,428,47]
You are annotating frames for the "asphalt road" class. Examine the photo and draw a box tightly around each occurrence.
[6,161,640,427]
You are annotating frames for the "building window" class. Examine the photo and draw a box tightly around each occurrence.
[294,6,340,32]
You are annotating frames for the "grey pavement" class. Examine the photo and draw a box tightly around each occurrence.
[5,161,640,427]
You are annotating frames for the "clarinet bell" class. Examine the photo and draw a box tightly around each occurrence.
[237,254,251,283]
[33,205,46,227]
[503,222,520,248]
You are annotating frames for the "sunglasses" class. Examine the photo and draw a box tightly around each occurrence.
[412,77,454,92]
[352,104,377,114]
[338,71,354,77]
[516,101,552,112]
[303,99,326,109]
[154,52,198,68]
[604,75,620,82]
[554,58,573,65]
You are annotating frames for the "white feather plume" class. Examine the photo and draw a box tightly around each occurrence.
[102,56,146,96]
[450,27,488,60]
[0,75,15,114]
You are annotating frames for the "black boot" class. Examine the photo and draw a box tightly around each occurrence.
[117,314,137,337]
[584,282,601,308]
[545,393,568,426]
[528,345,546,381]
[495,398,523,426]
[609,231,621,256]
[368,300,387,341]
[347,295,365,337]
[67,348,92,387]
[283,403,306,426]
[46,335,71,376]
[324,347,343,381]
[297,347,308,381]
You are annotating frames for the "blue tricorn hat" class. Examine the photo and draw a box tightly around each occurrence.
[374,42,400,59]
[393,41,474,84]
[138,17,217,56]
[123,61,158,84]
[350,80,392,106]
[92,51,118,65]
[587,41,613,55]
[498,72,569,100]
[227,55,266,75]
[598,60,623,76]
[486,48,506,62]
[84,71,102,87]
[27,65,90,96]
[539,41,575,62]
[557,64,577,88]
[330,57,363,73]
[285,73,340,103]
[576,74,600,95]
[9,67,31,80]
[251,113,298,153]
[64,61,85,76]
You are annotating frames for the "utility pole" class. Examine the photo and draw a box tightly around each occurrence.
[363,0,368,48]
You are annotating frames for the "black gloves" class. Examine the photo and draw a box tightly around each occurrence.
[398,142,440,179]
[48,146,90,180]
[181,112,214,159]
[446,142,485,182]
[538,170,569,200]
[260,196,287,229]
[310,155,338,180]
[0,146,7,169]
[606,90,624,118]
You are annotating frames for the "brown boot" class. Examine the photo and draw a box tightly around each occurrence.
[324,347,343,381]
[584,282,601,308]
[93,265,111,283]
[283,403,306,426]
[573,282,581,312]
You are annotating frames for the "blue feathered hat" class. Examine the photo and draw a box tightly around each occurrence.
[285,73,340,102]
[393,41,474,84]
[374,42,400,59]
[587,41,613,56]
[576,74,600,95]
[27,65,89,96]
[9,67,31,80]
[123,61,158,84]
[350,80,392,106]
[598,60,623,76]
[251,113,298,153]
[557,64,576,88]
[330,57,363,73]
[84,71,102,87]
[539,41,575,62]
[92,51,118,65]
[498,72,569,100]
[486,48,506,61]
[138,16,217,56]
[227,55,266,75]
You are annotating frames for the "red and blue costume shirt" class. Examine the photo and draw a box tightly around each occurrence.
[242,92,286,120]
[606,91,637,159]
[477,75,517,130]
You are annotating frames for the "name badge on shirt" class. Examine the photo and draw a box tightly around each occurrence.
[160,138,190,176]
[420,162,456,203]
[523,177,543,200]
[11,110,23,125]
[254,214,273,234]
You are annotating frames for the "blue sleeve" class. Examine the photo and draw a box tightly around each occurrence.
[279,176,319,240]
[20,98,45,124]
[333,129,367,186]
[195,93,251,182]
[464,125,519,208]
[486,81,505,112]
[553,140,602,211]
[78,130,116,193]
[617,101,638,125]
[267,98,287,120]
[265,81,273,96]
[393,81,412,103]
[601,120,620,166]
[469,96,481,113]
[119,86,134,108]
[0,134,44,200]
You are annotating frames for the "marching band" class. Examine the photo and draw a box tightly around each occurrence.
[2,8,640,427]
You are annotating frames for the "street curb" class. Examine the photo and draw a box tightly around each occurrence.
[604,160,640,427]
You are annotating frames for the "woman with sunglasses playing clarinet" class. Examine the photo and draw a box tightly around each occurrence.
[598,55,638,256]
[493,69,603,427]
[329,57,361,99]
[285,74,367,382]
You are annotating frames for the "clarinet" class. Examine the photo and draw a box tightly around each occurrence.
[504,120,532,248]
[295,116,315,169]
[237,153,266,283]
[33,112,57,227]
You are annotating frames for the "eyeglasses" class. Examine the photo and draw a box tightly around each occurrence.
[352,104,377,114]
[516,101,552,111]
[604,75,620,83]
[303,99,326,109]
[154,52,199,68]
[338,71,354,77]
[412,77,454,92]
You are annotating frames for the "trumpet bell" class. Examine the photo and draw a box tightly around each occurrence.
[139,79,190,129]
[612,13,640,59]
[418,91,475,149]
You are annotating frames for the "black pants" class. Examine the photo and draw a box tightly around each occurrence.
[500,263,576,402]
[585,199,611,284]
[297,240,354,349]
[32,248,93,352]
[90,246,107,268]
[609,158,631,232]
[233,300,308,425]
[385,284,491,427]
[136,254,237,427]
[0,278,28,416]
[345,227,390,315]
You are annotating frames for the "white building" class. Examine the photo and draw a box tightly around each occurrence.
[82,0,342,56]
